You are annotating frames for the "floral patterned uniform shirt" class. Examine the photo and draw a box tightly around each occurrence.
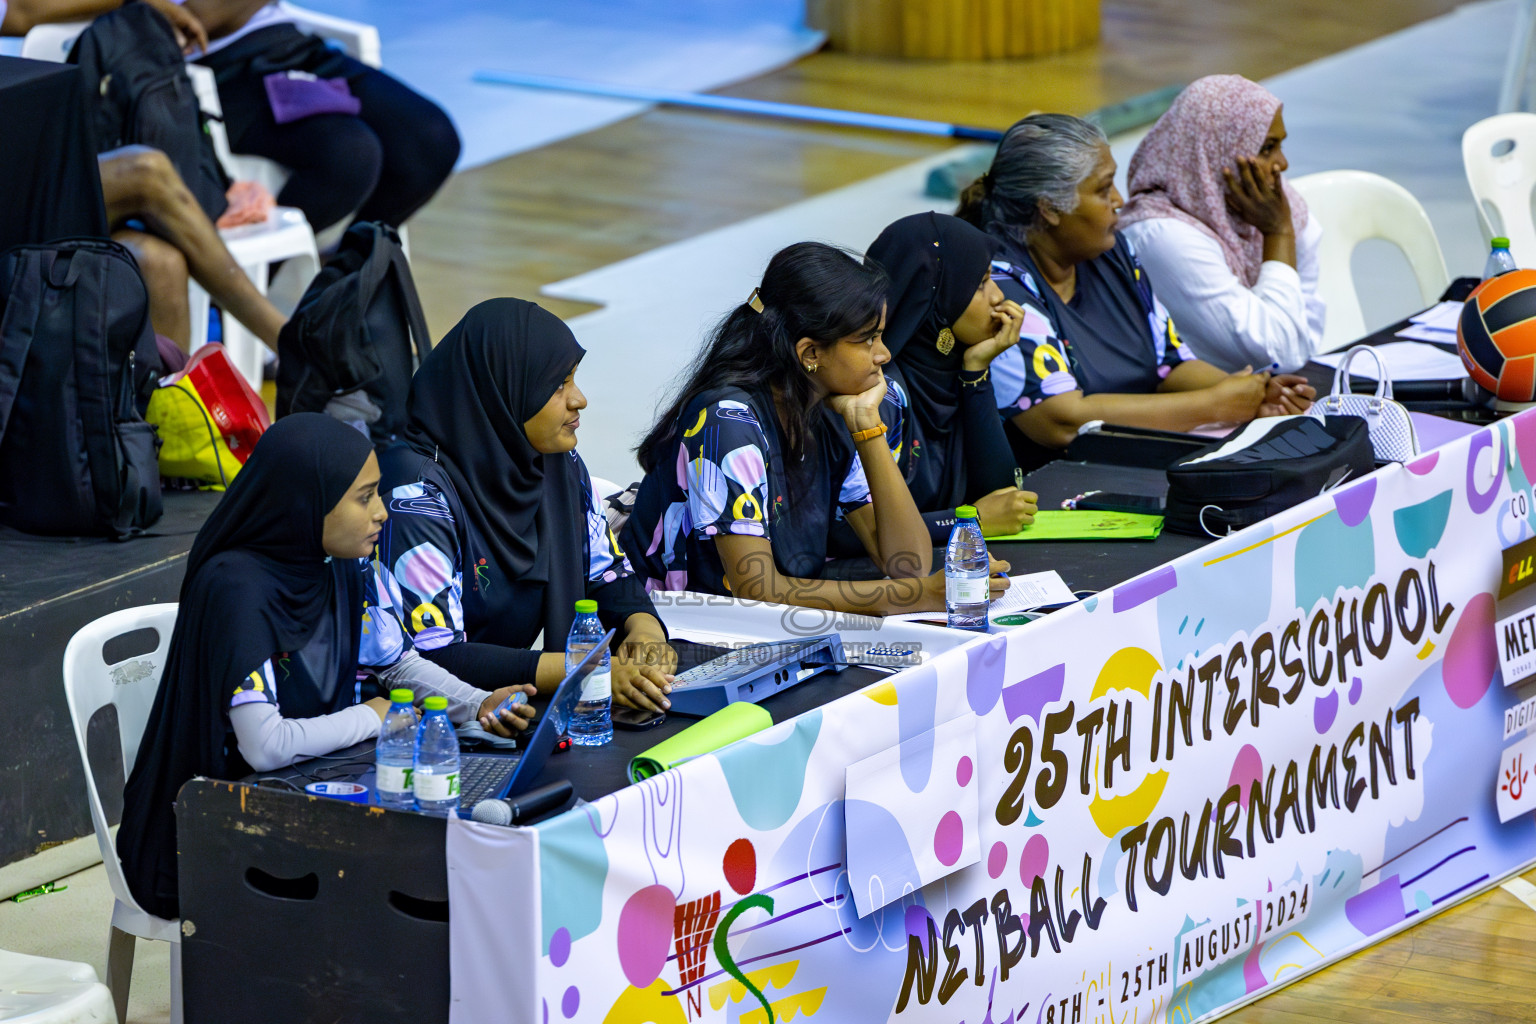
[988,232,1196,413]
[622,388,873,595]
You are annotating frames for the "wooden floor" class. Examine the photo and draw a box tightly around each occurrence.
[405,0,1468,337]
[401,2,1536,1020]
[1221,868,1536,1023]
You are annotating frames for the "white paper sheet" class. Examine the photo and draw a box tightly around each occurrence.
[1409,300,1464,330]
[988,570,1077,618]
[1394,323,1459,344]
[1314,341,1468,381]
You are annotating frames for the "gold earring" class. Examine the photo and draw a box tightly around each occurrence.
[936,327,955,355]
[804,362,819,373]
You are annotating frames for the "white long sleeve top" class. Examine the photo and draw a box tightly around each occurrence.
[230,648,491,772]
[1121,214,1326,373]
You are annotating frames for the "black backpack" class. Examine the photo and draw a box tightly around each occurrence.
[69,3,229,222]
[0,240,163,539]
[276,223,431,448]
[1164,416,1375,537]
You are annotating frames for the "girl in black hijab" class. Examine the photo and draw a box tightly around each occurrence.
[118,414,531,920]
[865,212,1039,540]
[376,299,676,714]
[624,241,1011,615]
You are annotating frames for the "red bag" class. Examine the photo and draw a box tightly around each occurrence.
[145,343,270,488]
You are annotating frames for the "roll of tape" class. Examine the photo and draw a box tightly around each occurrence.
[305,781,369,802]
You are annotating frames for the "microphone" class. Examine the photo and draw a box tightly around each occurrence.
[1391,377,1491,405]
[470,780,574,826]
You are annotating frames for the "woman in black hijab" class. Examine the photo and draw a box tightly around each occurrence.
[118,414,531,920]
[865,212,1039,540]
[376,299,676,714]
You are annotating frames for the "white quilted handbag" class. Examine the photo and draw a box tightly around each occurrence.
[1311,345,1419,463]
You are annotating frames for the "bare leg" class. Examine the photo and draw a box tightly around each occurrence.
[115,229,191,350]
[98,146,287,348]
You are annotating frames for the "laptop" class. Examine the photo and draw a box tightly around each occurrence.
[448,628,614,809]
[261,630,617,811]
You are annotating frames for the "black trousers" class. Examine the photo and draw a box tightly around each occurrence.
[199,25,460,233]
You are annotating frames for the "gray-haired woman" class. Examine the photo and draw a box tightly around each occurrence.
[957,113,1313,455]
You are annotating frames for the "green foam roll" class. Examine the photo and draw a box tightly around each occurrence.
[627,703,773,783]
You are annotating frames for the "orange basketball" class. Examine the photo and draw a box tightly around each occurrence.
[1458,269,1536,402]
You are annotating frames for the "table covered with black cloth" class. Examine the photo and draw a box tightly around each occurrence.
[0,57,108,253]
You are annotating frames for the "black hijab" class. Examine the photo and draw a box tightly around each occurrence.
[866,213,997,510]
[385,298,589,649]
[119,413,375,919]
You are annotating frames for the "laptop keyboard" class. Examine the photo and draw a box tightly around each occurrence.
[459,752,522,809]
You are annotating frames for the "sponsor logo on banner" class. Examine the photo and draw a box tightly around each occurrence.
[1506,694,1536,741]
[1498,535,1536,687]
[1498,732,1536,822]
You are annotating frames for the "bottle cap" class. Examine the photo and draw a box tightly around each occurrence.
[389,688,414,704]
[1494,237,1511,248]
[574,599,598,614]
[423,696,448,711]
[955,505,978,519]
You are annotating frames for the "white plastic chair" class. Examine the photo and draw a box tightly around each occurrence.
[1462,113,1536,267]
[588,476,623,502]
[0,950,115,1024]
[1289,170,1450,353]
[61,605,181,1024]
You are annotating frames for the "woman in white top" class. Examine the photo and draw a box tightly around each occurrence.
[1119,75,1325,373]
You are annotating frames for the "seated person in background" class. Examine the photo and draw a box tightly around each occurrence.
[99,145,288,351]
[956,113,1315,452]
[186,0,460,235]
[622,242,1010,615]
[0,0,205,45]
[864,211,1038,539]
[376,299,677,715]
[118,414,532,920]
[1,1,287,352]
[1119,75,1324,373]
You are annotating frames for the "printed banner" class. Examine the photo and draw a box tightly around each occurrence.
[459,412,1536,1024]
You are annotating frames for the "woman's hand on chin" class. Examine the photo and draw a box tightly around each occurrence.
[826,373,889,434]
[963,301,1026,372]
[478,685,538,737]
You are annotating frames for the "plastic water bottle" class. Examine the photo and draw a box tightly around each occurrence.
[565,599,613,746]
[1485,237,1518,280]
[412,696,460,816]
[946,504,990,632]
[375,688,417,810]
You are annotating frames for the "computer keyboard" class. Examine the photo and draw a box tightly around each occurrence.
[458,752,522,809]
[666,635,844,715]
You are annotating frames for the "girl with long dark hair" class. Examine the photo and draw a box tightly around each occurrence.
[623,242,1010,615]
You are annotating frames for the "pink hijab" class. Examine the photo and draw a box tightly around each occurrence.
[1119,75,1308,288]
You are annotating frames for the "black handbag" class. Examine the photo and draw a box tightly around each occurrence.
[1164,416,1375,538]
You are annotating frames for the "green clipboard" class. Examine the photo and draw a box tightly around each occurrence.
[987,510,1164,542]
[628,702,773,783]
